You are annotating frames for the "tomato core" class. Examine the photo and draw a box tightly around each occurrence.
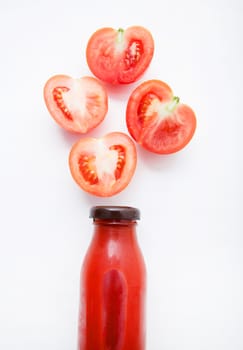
[78,144,126,186]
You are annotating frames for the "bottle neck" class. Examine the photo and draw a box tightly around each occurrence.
[92,219,138,244]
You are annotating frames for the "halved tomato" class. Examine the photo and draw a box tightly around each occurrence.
[43,75,108,133]
[69,132,137,197]
[86,26,154,84]
[126,80,197,154]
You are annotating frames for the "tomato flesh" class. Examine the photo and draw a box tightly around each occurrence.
[69,132,137,197]
[86,26,154,84]
[44,75,108,133]
[126,80,197,154]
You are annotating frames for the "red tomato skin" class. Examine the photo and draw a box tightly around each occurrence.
[126,80,197,154]
[86,26,154,84]
[44,75,108,133]
[69,132,137,197]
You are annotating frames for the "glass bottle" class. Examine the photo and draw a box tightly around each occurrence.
[78,206,146,350]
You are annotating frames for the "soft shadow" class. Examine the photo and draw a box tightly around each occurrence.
[137,145,186,171]
[81,190,121,209]
[59,123,109,148]
[59,128,81,146]
[104,82,138,102]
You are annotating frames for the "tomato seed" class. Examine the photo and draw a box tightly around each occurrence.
[109,145,126,180]
[124,41,143,68]
[79,155,98,185]
[53,86,73,121]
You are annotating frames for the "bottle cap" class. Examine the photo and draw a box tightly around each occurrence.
[90,206,140,220]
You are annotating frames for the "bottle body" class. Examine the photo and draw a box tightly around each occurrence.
[78,207,146,350]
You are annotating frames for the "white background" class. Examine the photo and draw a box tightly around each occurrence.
[0,0,242,349]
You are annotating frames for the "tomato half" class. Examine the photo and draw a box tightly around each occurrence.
[44,75,108,133]
[126,80,197,154]
[86,26,154,84]
[69,132,137,197]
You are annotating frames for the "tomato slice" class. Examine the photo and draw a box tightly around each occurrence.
[43,75,108,133]
[86,26,154,84]
[126,80,197,154]
[69,132,137,197]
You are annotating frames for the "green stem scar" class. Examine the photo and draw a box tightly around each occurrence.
[117,28,124,44]
[166,96,180,113]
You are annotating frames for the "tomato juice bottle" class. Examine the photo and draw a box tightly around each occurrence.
[78,206,146,350]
